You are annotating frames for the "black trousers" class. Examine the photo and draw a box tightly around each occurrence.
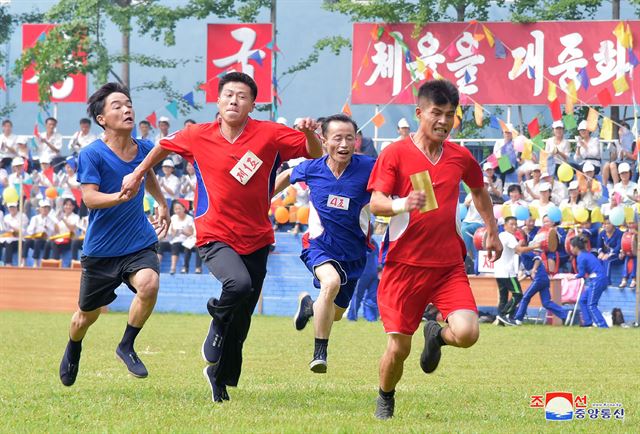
[198,241,270,387]
[3,241,18,264]
[496,277,523,316]
[23,239,51,260]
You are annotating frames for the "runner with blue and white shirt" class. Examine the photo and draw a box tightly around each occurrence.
[276,114,375,373]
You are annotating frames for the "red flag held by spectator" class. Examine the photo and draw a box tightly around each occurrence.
[43,167,54,184]
[527,118,540,138]
[71,188,82,207]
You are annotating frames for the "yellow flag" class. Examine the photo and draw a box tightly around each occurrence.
[625,23,634,49]
[613,22,626,44]
[613,75,629,94]
[547,81,557,102]
[624,206,635,223]
[482,25,495,48]
[510,57,524,78]
[600,117,613,140]
[410,171,438,213]
[586,108,599,132]
[566,80,577,114]
[539,150,549,174]
[456,105,463,119]
[522,140,532,160]
[415,57,426,73]
[474,103,483,127]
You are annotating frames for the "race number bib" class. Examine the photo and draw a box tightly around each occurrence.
[230,151,263,185]
[327,194,350,210]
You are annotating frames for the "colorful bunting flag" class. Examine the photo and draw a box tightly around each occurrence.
[539,149,549,173]
[600,117,613,140]
[37,32,46,42]
[474,103,483,127]
[597,87,613,107]
[528,66,535,79]
[613,75,629,94]
[494,39,506,59]
[447,42,459,58]
[629,49,639,67]
[532,135,545,152]
[624,24,633,49]
[249,51,263,66]
[146,112,157,128]
[71,188,82,207]
[578,68,590,91]
[486,153,498,168]
[566,80,577,115]
[341,102,352,116]
[498,155,512,172]
[586,108,599,132]
[0,76,5,91]
[43,167,54,184]
[510,56,523,78]
[527,117,540,138]
[548,97,562,121]
[37,112,45,127]
[372,112,385,128]
[165,100,179,119]
[482,25,495,47]
[415,58,426,74]
[489,115,501,130]
[498,118,508,133]
[33,124,40,139]
[182,91,195,108]
[547,81,557,102]
[563,113,577,130]
[521,141,533,160]
[464,70,471,84]
[473,33,485,42]
[456,105,463,119]
[411,85,418,98]
[613,22,626,43]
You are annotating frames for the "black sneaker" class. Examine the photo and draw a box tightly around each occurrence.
[420,320,443,374]
[203,366,230,403]
[115,346,148,378]
[496,314,516,326]
[309,356,327,373]
[374,395,395,420]
[59,349,80,387]
[293,292,314,331]
[202,319,225,365]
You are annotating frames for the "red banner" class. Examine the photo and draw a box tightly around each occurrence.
[352,21,640,105]
[206,23,273,104]
[21,24,88,103]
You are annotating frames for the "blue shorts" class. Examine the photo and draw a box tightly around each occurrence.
[300,248,367,308]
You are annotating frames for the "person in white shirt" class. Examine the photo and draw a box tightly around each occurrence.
[483,163,503,204]
[37,117,63,167]
[1,119,18,169]
[55,157,81,198]
[560,180,585,212]
[541,172,568,206]
[579,162,603,210]
[494,216,540,325]
[31,156,55,189]
[180,161,197,202]
[612,162,638,206]
[22,199,59,266]
[523,164,542,202]
[1,202,28,265]
[7,158,33,215]
[137,120,152,141]
[503,184,528,208]
[158,159,181,200]
[530,182,555,226]
[166,200,200,274]
[68,118,97,154]
[48,197,80,260]
[574,120,601,174]
[154,116,171,147]
[395,118,411,141]
[544,120,570,176]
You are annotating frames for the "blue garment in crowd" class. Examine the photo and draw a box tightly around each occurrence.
[514,252,567,322]
[575,251,609,328]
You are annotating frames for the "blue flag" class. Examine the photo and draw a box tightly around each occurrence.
[249,51,263,66]
[182,91,195,108]
[578,67,589,91]
[629,49,639,68]
[490,115,501,130]
[494,39,506,59]
[528,66,535,79]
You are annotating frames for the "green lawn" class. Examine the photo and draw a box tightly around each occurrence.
[0,311,638,433]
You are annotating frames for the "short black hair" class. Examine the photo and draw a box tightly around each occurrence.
[218,72,258,101]
[504,216,517,225]
[570,235,586,251]
[79,118,91,125]
[507,184,522,195]
[184,119,196,125]
[62,198,77,209]
[87,82,132,129]
[321,114,358,138]
[45,117,57,125]
[417,80,459,107]
[139,120,150,127]
[2,119,12,127]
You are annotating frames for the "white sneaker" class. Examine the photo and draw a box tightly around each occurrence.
[514,319,523,326]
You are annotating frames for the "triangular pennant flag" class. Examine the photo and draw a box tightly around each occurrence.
[165,100,179,119]
[586,108,599,132]
[266,41,274,50]
[498,155,512,172]
[33,123,40,139]
[377,26,385,40]
[474,103,483,127]
[459,93,469,105]
[372,112,385,128]
[405,50,413,64]
[415,58,426,73]
[37,112,45,127]
[498,118,508,133]
[527,117,540,138]
[494,39,506,59]
[464,70,471,84]
[600,117,613,140]
[249,51,263,66]
[566,80,577,115]
[510,56,524,78]
[528,65,535,79]
[182,91,195,108]
[563,113,577,130]
[21,183,33,199]
[489,115,501,130]
[482,25,495,48]
[456,105,463,119]
[341,102,352,116]
[547,81,557,102]
[447,43,459,58]
[424,68,433,81]
[146,112,157,128]
[71,187,82,207]
[453,114,460,130]
[613,22,626,44]
[548,97,562,121]
[200,80,216,93]
[473,33,485,42]
[352,81,359,91]
[486,154,498,168]
[521,141,532,160]
[411,85,418,98]
[539,149,549,173]
[0,76,5,91]
[578,68,590,91]
[624,24,633,50]
[629,49,639,67]
[613,75,629,94]
[43,167,54,184]
[37,31,46,42]
[532,135,545,152]
[597,87,613,107]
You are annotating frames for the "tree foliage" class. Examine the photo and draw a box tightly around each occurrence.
[509,0,603,22]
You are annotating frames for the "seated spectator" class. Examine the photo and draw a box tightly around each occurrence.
[530,182,554,226]
[167,200,199,274]
[483,163,503,204]
[503,184,528,208]
[1,202,27,265]
[71,215,88,261]
[355,131,377,158]
[579,162,602,210]
[597,217,622,284]
[137,120,152,141]
[68,118,97,154]
[612,162,638,206]
[55,157,80,204]
[618,221,637,288]
[541,171,568,206]
[460,180,487,263]
[36,117,64,170]
[516,140,538,184]
[395,118,411,141]
[523,164,542,202]
[605,122,636,187]
[573,120,601,175]
[158,159,181,201]
[22,199,59,266]
[0,119,18,169]
[492,124,518,182]
[544,120,570,176]
[48,198,80,260]
[180,161,196,206]
[560,180,585,212]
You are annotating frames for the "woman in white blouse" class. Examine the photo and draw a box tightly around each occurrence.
[168,200,200,274]
[48,198,80,260]
[574,120,601,175]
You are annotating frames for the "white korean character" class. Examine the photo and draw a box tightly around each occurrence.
[509,30,545,96]
[548,33,588,90]
[213,27,266,78]
[445,32,485,95]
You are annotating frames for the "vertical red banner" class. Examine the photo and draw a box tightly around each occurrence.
[206,23,273,104]
[21,23,88,103]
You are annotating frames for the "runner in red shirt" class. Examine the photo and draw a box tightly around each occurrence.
[121,72,322,402]
[367,80,502,420]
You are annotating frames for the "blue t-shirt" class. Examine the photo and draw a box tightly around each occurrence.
[575,251,606,281]
[598,228,622,255]
[77,139,157,257]
[291,154,375,262]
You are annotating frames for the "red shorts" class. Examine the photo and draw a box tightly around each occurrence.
[377,261,478,335]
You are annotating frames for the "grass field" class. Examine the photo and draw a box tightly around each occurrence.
[0,311,638,433]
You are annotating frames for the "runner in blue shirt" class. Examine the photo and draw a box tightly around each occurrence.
[276,114,375,373]
[569,236,609,328]
[58,83,170,387]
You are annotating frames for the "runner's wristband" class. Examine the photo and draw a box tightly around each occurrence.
[391,197,408,214]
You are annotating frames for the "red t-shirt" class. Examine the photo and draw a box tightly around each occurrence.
[160,118,309,254]
[367,138,484,267]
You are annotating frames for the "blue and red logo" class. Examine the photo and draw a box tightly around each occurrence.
[544,392,574,421]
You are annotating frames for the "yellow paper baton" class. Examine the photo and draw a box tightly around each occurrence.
[410,170,438,213]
